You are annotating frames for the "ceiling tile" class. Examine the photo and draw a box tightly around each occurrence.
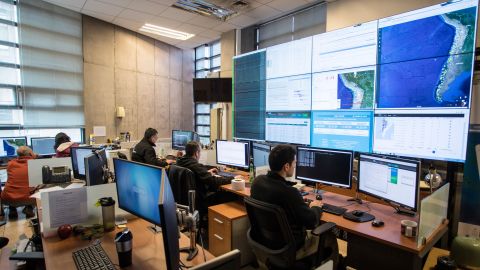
[117,9,154,23]
[198,29,221,39]
[49,2,83,12]
[266,0,308,12]
[97,0,132,7]
[245,4,281,20]
[240,0,263,12]
[186,15,222,29]
[254,0,274,4]
[82,10,116,22]
[113,16,144,29]
[176,23,208,35]
[227,14,256,27]
[213,23,237,32]
[43,0,87,9]
[127,0,168,15]
[147,0,177,5]
[159,7,196,22]
[148,16,183,29]
[83,0,124,16]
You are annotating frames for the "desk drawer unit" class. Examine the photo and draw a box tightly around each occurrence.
[208,202,254,266]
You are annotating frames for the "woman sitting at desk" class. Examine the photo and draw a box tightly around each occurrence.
[54,132,79,158]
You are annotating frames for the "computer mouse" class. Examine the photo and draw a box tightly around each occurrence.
[371,219,384,227]
[352,210,364,217]
[316,194,323,200]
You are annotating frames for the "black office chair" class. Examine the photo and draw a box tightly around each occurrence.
[167,165,196,206]
[190,249,241,270]
[244,197,340,270]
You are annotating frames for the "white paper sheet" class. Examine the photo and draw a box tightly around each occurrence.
[93,126,106,137]
[43,187,88,228]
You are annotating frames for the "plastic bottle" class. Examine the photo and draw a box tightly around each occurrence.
[89,134,95,145]
[249,157,255,183]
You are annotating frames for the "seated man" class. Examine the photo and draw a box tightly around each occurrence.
[251,144,323,259]
[132,128,169,167]
[176,141,235,219]
[1,146,37,219]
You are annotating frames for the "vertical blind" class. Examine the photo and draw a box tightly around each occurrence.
[18,0,83,128]
[258,3,327,49]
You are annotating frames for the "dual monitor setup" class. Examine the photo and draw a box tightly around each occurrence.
[0,136,56,158]
[219,138,421,214]
[113,158,239,269]
[70,147,108,186]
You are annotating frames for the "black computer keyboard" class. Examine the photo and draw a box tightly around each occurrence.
[321,203,347,216]
[72,243,115,270]
[217,171,237,178]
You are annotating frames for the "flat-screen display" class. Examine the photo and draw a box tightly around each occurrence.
[311,110,373,153]
[358,153,420,211]
[71,147,96,180]
[216,140,249,168]
[172,130,194,150]
[0,137,27,158]
[30,137,55,156]
[85,149,107,186]
[193,78,232,102]
[114,158,163,226]
[266,37,312,79]
[295,146,353,188]
[265,112,311,145]
[252,142,271,168]
[266,74,311,111]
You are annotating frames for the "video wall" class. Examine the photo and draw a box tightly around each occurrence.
[233,0,478,162]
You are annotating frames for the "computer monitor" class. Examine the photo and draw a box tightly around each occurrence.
[30,137,55,156]
[114,158,163,226]
[358,153,420,212]
[252,142,271,168]
[0,136,27,158]
[158,168,180,270]
[295,146,353,188]
[216,140,250,169]
[71,147,97,180]
[190,250,241,270]
[172,130,194,150]
[85,149,108,186]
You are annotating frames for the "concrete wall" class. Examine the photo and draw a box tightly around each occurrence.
[83,16,194,142]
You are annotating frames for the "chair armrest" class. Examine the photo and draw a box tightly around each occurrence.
[9,252,44,261]
[312,222,335,236]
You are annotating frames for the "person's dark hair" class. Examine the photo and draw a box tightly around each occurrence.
[269,144,296,172]
[144,128,158,140]
[185,141,201,157]
[54,132,71,150]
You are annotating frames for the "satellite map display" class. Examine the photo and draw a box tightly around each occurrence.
[338,70,375,109]
[377,7,476,108]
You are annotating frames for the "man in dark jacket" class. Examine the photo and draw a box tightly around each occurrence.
[132,128,169,167]
[176,141,235,216]
[251,144,323,259]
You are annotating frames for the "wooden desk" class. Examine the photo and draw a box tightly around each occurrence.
[221,184,448,270]
[42,218,214,269]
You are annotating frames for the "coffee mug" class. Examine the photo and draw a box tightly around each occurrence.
[400,220,418,238]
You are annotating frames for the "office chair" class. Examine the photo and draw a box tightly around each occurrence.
[0,220,8,249]
[167,165,196,206]
[244,197,340,270]
[117,152,128,160]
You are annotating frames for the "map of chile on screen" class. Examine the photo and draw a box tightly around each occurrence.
[377,6,477,108]
[337,70,375,109]
[2,139,25,157]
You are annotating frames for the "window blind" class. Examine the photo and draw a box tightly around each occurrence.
[18,0,83,128]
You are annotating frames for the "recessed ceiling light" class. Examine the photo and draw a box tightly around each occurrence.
[173,0,239,21]
[139,23,195,40]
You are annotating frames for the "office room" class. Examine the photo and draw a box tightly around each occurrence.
[0,0,479,269]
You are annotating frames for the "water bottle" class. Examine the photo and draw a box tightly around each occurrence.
[249,157,255,183]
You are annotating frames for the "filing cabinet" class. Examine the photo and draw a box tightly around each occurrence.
[208,201,254,266]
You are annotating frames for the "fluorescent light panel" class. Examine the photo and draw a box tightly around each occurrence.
[139,23,195,40]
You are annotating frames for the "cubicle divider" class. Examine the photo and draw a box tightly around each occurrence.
[417,183,450,247]
[28,157,72,186]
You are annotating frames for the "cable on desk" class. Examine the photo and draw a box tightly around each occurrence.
[199,232,207,262]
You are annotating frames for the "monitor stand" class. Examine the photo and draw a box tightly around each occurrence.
[148,224,162,234]
[394,207,415,217]
[347,192,363,204]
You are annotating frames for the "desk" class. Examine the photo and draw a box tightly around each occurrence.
[42,218,214,269]
[221,184,448,270]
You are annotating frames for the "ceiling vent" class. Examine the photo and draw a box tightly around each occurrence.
[173,0,251,21]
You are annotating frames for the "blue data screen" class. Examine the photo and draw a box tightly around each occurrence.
[311,110,373,152]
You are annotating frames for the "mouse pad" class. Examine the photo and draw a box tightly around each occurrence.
[343,211,375,223]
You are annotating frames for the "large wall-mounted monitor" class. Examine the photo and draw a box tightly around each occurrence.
[358,153,420,212]
[295,146,353,188]
[193,78,232,103]
[0,136,27,158]
[114,158,163,226]
[216,140,250,169]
